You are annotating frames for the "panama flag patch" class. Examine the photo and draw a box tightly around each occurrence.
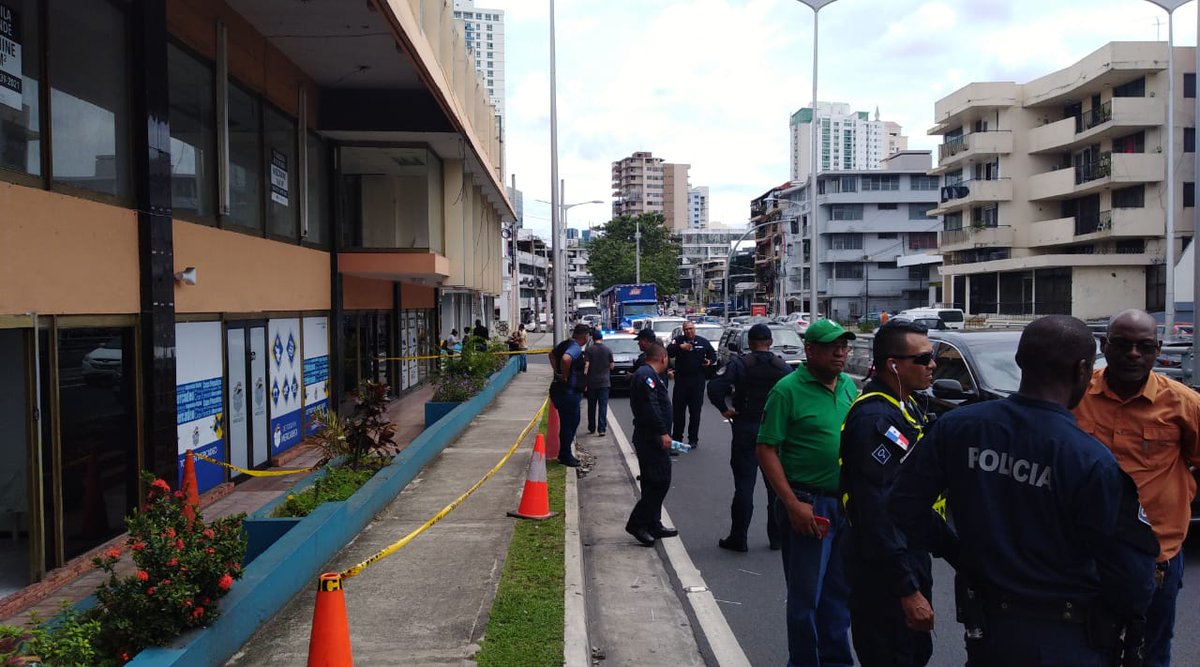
[884,426,910,451]
[645,376,656,389]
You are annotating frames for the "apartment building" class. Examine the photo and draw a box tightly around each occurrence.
[791,102,909,182]
[773,152,941,320]
[750,183,792,310]
[929,42,1194,319]
[689,186,710,229]
[611,151,690,228]
[513,229,550,326]
[0,0,510,593]
[677,227,746,304]
[565,232,593,315]
[452,0,505,119]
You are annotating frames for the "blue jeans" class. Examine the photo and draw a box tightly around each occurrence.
[518,352,527,372]
[587,386,610,433]
[551,389,582,462]
[774,492,852,667]
[728,420,779,545]
[1144,549,1184,667]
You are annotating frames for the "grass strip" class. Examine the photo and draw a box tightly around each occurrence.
[475,423,566,666]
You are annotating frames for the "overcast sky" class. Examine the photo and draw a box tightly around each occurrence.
[481,0,1199,237]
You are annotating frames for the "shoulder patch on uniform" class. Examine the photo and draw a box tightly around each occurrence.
[645,376,656,389]
[715,366,726,376]
[1138,504,1151,527]
[884,425,910,451]
[872,444,892,465]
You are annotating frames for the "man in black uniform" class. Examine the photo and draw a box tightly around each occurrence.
[707,323,791,552]
[840,320,952,666]
[625,343,679,547]
[668,321,717,448]
[890,315,1158,666]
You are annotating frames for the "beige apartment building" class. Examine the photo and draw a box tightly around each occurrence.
[611,151,690,229]
[930,42,1195,320]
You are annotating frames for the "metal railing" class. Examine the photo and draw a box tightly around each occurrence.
[1074,152,1112,185]
[1074,210,1113,236]
[939,135,968,161]
[1076,101,1113,133]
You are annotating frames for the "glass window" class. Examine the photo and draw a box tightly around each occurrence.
[910,175,939,191]
[228,82,261,231]
[306,132,330,246]
[909,203,933,220]
[49,0,130,197]
[264,105,298,239]
[830,204,862,220]
[0,0,41,177]
[167,43,217,220]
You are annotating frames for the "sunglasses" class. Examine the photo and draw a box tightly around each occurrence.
[1105,338,1159,355]
[893,352,935,366]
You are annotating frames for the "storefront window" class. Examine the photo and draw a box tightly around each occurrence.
[306,133,330,246]
[49,0,129,197]
[0,328,31,591]
[0,0,41,177]
[167,43,217,220]
[264,105,297,239]
[228,82,261,232]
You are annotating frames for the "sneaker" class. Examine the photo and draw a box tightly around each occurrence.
[597,431,606,437]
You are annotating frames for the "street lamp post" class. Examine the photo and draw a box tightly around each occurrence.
[635,220,642,282]
[548,0,563,341]
[538,188,603,325]
[796,0,840,321]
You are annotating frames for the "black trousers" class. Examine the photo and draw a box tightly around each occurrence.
[671,375,706,444]
[847,555,933,667]
[628,431,672,531]
[728,419,780,544]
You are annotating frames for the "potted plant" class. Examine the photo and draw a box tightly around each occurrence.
[425,342,506,427]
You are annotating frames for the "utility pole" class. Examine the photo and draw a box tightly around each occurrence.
[548,0,564,341]
[635,219,642,283]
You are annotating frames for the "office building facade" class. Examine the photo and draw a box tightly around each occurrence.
[611,151,690,229]
[689,186,710,229]
[790,102,909,182]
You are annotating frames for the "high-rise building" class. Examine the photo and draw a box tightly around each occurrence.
[453,0,505,119]
[611,151,690,228]
[506,186,523,227]
[790,102,909,182]
[689,186,710,229]
[929,41,1194,320]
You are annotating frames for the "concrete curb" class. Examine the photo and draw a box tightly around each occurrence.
[128,358,521,667]
[563,465,590,666]
[608,415,751,667]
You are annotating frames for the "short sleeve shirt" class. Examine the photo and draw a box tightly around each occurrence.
[757,364,858,491]
[585,343,614,388]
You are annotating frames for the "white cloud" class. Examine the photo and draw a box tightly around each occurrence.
[481,0,1199,236]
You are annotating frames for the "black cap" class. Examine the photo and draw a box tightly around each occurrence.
[591,328,603,340]
[747,323,773,341]
[572,323,592,337]
[635,328,657,342]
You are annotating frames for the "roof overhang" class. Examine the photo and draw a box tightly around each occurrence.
[338,251,451,284]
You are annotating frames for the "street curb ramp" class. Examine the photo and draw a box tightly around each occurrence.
[127,357,522,666]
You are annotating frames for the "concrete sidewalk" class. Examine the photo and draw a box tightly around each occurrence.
[227,367,551,665]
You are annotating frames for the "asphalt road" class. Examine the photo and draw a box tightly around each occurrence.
[607,387,1200,666]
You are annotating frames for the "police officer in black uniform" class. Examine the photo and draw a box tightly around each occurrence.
[891,315,1159,666]
[707,323,791,552]
[840,320,953,666]
[625,343,678,547]
[668,321,717,448]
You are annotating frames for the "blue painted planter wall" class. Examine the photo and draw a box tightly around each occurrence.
[424,400,462,428]
[129,358,520,666]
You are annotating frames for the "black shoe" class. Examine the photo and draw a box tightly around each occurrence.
[688,440,699,450]
[557,457,580,468]
[668,450,681,457]
[718,537,749,552]
[769,540,782,551]
[625,525,655,547]
[587,428,595,434]
[650,525,678,538]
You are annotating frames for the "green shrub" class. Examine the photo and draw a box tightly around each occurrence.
[272,458,388,518]
[432,342,506,402]
[0,603,111,666]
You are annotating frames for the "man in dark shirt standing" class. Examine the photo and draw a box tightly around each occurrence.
[549,324,591,468]
[891,316,1158,666]
[472,319,489,351]
[584,329,614,436]
[668,321,716,448]
[707,323,792,552]
[625,343,678,547]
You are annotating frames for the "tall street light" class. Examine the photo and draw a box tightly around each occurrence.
[725,220,788,320]
[635,219,642,282]
[1194,2,1200,382]
[548,0,563,341]
[796,0,839,321]
[1145,0,1186,335]
[539,189,603,322]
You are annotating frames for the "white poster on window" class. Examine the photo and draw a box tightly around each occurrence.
[302,316,329,435]
[270,149,289,206]
[176,321,225,494]
[269,318,302,453]
[0,3,23,111]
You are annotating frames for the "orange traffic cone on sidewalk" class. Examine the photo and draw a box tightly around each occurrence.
[546,401,561,460]
[507,434,557,520]
[181,450,201,523]
[307,573,353,666]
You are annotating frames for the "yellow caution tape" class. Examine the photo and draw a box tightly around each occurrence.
[192,451,320,477]
[340,398,550,580]
[378,347,551,363]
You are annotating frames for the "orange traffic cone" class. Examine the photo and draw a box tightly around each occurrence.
[307,573,354,666]
[546,401,561,460]
[181,450,201,523]
[507,434,556,520]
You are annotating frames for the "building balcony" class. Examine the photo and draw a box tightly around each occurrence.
[1024,207,1164,247]
[934,131,1013,170]
[929,178,1013,216]
[1028,152,1162,201]
[1029,98,1164,154]
[939,225,1015,253]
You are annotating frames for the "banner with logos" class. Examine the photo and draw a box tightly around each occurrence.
[268,318,303,455]
[176,321,225,493]
[302,316,329,435]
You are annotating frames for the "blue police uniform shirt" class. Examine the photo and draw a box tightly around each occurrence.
[630,364,671,438]
[667,335,716,378]
[552,339,585,393]
[890,394,1157,616]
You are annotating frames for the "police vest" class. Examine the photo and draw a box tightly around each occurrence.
[733,352,792,419]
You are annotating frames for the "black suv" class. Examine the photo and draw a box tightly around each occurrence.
[715,325,806,370]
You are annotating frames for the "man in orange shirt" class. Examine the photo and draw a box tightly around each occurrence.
[1074,309,1200,667]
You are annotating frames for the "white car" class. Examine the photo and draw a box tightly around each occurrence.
[644,317,687,345]
[81,337,123,384]
[779,312,824,334]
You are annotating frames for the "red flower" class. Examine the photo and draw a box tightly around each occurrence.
[205,547,215,555]
[174,490,184,499]
[147,587,156,596]
[151,479,171,492]
[192,606,205,619]
[165,527,176,538]
[160,578,172,586]
[166,558,178,567]
[233,563,242,572]
[218,574,233,591]
[131,542,146,551]
[136,570,149,582]
[176,539,185,551]
[121,652,131,662]
[182,598,193,607]
[203,529,215,539]
[105,547,122,559]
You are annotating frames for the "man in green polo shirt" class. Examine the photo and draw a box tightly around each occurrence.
[758,319,857,667]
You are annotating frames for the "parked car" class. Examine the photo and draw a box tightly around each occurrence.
[896,307,966,330]
[668,323,724,345]
[81,337,124,384]
[644,317,687,345]
[778,311,823,333]
[603,333,641,391]
[715,325,806,370]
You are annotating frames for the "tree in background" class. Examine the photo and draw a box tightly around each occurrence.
[587,213,680,295]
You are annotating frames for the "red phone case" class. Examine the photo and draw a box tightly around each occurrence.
[814,515,831,539]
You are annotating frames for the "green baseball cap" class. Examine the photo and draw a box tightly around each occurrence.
[804,319,856,344]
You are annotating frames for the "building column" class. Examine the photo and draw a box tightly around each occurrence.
[130,0,177,484]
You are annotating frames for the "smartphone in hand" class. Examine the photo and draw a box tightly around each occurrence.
[814,515,831,539]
